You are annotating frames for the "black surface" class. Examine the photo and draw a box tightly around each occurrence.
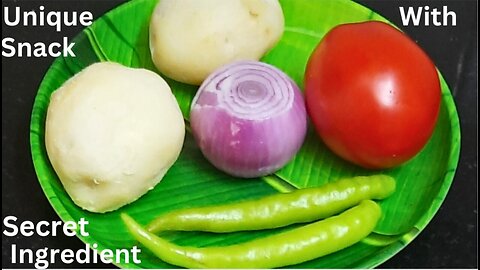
[2,0,477,268]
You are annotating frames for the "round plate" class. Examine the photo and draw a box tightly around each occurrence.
[30,0,461,268]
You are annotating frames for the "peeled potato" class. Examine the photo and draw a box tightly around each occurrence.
[150,0,284,85]
[45,62,185,213]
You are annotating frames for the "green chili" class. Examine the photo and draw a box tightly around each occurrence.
[147,175,395,233]
[122,200,381,268]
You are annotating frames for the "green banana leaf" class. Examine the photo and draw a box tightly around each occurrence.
[30,0,461,268]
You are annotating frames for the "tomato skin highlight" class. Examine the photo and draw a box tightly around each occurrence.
[305,21,441,169]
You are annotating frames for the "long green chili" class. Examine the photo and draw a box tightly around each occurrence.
[147,175,395,233]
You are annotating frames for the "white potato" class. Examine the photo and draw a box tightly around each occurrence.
[150,0,284,85]
[45,62,185,213]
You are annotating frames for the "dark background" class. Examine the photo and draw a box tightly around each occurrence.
[2,0,477,268]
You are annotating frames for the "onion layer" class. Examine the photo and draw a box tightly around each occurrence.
[190,61,307,178]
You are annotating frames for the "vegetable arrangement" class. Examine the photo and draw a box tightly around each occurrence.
[123,200,382,268]
[121,175,394,268]
[39,0,446,268]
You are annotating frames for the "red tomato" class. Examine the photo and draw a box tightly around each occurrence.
[305,21,441,169]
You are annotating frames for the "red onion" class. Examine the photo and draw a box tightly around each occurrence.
[190,61,307,178]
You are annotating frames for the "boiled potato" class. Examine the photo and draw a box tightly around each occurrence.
[45,62,185,213]
[150,0,284,85]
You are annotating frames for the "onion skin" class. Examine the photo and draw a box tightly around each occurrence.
[190,61,307,178]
